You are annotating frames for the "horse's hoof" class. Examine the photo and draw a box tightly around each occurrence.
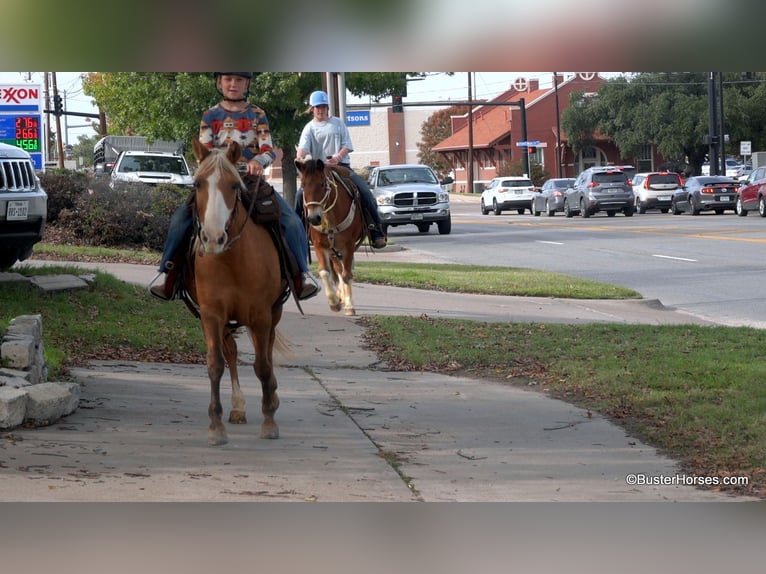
[208,430,228,446]
[229,410,247,424]
[344,308,356,316]
[330,303,342,313]
[261,424,279,439]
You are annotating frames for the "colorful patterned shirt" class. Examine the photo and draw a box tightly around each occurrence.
[198,102,276,169]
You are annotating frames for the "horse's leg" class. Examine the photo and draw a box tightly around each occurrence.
[201,316,228,446]
[249,324,280,439]
[338,246,355,316]
[317,246,342,312]
[223,328,247,424]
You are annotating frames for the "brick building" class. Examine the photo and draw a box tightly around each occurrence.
[432,73,664,192]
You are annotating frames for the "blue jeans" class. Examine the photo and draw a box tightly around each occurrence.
[158,192,309,275]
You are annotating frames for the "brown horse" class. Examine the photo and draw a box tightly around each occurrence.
[295,159,366,316]
[184,138,287,446]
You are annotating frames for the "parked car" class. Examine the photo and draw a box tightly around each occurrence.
[110,150,194,189]
[671,175,739,215]
[532,178,575,216]
[736,166,766,217]
[563,166,635,218]
[631,171,683,213]
[0,142,48,270]
[480,176,536,215]
[735,163,753,181]
[368,164,451,234]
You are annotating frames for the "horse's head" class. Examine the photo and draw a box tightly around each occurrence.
[192,139,246,255]
[295,159,332,227]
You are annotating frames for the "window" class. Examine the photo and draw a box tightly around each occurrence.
[637,144,653,172]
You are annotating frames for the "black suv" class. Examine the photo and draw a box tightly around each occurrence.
[563,166,635,218]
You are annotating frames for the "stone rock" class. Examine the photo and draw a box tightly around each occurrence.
[24,383,72,426]
[0,387,28,429]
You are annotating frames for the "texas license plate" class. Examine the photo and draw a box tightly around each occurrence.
[718,195,732,201]
[6,200,28,220]
[412,213,424,220]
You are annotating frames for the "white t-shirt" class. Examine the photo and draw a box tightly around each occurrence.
[297,116,353,164]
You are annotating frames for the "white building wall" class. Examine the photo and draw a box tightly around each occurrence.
[346,107,438,168]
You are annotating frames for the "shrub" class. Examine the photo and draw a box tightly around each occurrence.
[58,182,188,249]
[39,169,90,223]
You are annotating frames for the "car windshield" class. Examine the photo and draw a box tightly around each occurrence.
[593,172,627,184]
[378,168,438,186]
[120,155,189,175]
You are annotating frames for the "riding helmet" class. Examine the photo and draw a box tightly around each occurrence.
[214,72,253,79]
[309,90,330,107]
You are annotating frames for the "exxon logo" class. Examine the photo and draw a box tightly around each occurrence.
[1,86,39,104]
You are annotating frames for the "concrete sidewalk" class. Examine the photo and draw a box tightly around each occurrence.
[1,256,750,501]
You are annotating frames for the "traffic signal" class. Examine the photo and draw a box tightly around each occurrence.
[392,94,403,113]
[527,146,536,154]
[53,94,63,117]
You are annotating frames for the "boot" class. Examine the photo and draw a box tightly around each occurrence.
[294,271,320,300]
[370,225,387,249]
[149,263,180,301]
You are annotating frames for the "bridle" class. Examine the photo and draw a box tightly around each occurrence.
[192,167,259,255]
[304,169,357,237]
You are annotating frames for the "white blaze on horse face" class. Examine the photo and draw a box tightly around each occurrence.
[200,170,233,254]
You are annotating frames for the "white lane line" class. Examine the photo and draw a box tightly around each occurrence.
[536,240,564,245]
[653,254,697,262]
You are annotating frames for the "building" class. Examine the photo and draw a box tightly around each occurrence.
[431,73,666,192]
[346,106,433,168]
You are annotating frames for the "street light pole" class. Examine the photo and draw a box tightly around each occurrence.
[554,73,562,178]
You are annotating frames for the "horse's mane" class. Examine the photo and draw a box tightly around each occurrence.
[301,159,325,177]
[197,147,243,182]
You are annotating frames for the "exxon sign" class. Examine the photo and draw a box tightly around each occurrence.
[0,84,41,112]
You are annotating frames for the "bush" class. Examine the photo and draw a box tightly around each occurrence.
[39,169,90,223]
[57,182,188,249]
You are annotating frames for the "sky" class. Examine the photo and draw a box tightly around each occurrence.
[0,71,570,143]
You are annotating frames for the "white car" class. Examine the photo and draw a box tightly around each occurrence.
[110,150,194,189]
[631,171,683,213]
[480,176,536,215]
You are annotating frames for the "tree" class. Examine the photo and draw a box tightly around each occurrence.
[82,72,426,205]
[560,72,766,176]
[417,105,469,178]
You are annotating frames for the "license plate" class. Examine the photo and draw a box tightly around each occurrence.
[658,196,670,201]
[412,213,424,220]
[514,190,523,195]
[6,200,28,220]
[718,195,732,201]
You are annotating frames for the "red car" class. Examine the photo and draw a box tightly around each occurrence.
[736,166,766,217]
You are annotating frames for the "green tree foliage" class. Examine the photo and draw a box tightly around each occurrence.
[560,72,766,176]
[417,105,469,178]
[82,72,425,204]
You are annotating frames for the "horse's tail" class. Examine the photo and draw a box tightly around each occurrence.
[273,327,292,360]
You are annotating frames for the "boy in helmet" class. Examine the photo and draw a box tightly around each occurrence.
[295,90,386,249]
[150,72,320,301]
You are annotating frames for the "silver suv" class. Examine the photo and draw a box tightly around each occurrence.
[564,166,635,218]
[0,142,47,270]
[110,150,193,189]
[368,164,451,234]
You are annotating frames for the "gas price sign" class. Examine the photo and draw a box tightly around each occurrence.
[0,114,42,169]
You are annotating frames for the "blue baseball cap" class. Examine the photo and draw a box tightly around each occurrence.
[309,90,329,107]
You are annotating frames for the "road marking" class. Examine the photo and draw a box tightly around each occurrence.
[653,254,697,262]
[537,240,564,245]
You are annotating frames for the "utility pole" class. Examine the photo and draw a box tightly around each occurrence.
[467,72,474,193]
[51,72,65,169]
[707,73,719,175]
[553,73,562,178]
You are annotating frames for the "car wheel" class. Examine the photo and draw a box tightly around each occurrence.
[437,215,451,235]
[624,206,634,217]
[759,196,766,218]
[660,208,669,214]
[517,208,525,215]
[736,196,748,216]
[533,201,541,216]
[671,199,682,215]
[607,210,616,217]
[493,199,502,216]
[546,200,556,217]
[579,198,590,218]
[480,198,489,215]
[564,199,574,218]
[691,197,701,215]
[637,199,647,214]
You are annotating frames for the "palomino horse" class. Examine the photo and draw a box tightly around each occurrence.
[184,138,287,446]
[295,159,366,316]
